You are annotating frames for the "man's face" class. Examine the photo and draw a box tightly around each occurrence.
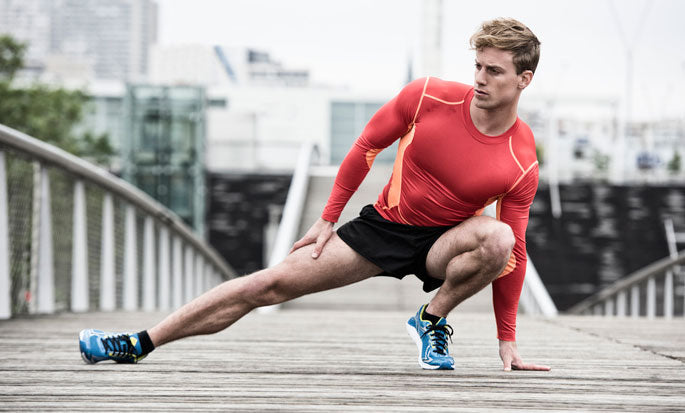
[472,47,530,111]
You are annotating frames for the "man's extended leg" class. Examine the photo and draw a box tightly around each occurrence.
[149,233,382,346]
[406,215,514,369]
[80,233,382,363]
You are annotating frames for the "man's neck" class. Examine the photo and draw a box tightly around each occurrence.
[469,99,519,136]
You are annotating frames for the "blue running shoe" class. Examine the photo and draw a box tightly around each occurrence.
[79,329,147,364]
[406,304,454,370]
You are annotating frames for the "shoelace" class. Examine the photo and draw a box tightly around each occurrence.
[421,323,454,355]
[101,334,137,358]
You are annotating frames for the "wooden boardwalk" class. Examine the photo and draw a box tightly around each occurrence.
[1,306,684,411]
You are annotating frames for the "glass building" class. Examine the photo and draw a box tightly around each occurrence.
[123,85,206,235]
[330,101,398,165]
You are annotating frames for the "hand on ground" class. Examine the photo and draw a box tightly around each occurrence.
[499,340,551,371]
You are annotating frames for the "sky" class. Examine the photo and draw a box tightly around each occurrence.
[157,0,685,121]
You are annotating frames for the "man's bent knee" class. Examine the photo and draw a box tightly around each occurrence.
[476,219,515,270]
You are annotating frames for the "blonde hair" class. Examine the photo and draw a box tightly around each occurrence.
[470,18,541,74]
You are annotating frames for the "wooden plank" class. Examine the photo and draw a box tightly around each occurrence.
[0,311,683,411]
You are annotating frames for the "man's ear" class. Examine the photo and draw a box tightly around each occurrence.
[518,70,533,89]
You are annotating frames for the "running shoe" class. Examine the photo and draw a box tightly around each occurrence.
[79,329,147,364]
[406,304,454,370]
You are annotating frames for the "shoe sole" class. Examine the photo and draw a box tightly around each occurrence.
[405,321,453,370]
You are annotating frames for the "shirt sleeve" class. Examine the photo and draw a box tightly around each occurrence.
[321,78,427,223]
[491,163,539,341]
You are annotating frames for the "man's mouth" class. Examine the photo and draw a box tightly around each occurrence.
[475,89,488,97]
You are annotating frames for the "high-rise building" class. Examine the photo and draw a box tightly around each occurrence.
[0,0,157,81]
[419,0,442,77]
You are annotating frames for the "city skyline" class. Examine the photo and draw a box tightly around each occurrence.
[157,0,685,122]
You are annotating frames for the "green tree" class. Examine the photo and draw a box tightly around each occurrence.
[667,151,681,174]
[535,144,544,166]
[0,35,26,81]
[0,34,114,167]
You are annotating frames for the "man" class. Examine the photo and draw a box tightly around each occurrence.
[80,18,550,372]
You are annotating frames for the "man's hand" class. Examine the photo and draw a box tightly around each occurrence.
[289,218,335,259]
[499,340,551,372]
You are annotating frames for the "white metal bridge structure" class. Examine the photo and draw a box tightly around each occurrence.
[0,123,237,319]
[1,123,684,411]
[2,121,682,322]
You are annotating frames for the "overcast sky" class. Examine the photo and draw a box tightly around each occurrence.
[157,0,685,121]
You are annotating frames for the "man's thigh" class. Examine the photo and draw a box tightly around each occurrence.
[271,232,384,297]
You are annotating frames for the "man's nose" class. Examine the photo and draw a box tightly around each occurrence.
[475,69,486,85]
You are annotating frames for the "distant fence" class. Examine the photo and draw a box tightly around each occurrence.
[567,251,685,318]
[0,124,237,319]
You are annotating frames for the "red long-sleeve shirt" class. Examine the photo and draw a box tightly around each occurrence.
[322,77,539,341]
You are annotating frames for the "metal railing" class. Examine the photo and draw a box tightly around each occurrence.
[482,203,558,317]
[567,251,685,318]
[0,124,237,319]
[519,255,558,316]
[259,143,319,313]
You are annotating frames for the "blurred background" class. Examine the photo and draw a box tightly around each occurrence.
[0,0,683,312]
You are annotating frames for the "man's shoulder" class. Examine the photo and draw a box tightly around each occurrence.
[401,77,471,102]
[424,77,472,102]
[512,120,537,168]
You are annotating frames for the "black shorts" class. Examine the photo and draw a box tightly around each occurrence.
[336,204,454,292]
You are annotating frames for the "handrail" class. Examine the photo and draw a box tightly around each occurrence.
[259,142,318,313]
[0,123,235,278]
[567,250,685,314]
[267,143,319,268]
[483,203,557,316]
[519,254,558,316]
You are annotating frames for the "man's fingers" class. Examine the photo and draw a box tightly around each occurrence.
[512,362,551,371]
[311,232,332,259]
[290,237,313,254]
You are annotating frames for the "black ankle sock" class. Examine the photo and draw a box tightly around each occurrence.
[421,308,442,325]
[136,330,155,355]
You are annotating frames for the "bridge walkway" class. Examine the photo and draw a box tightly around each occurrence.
[1,306,683,411]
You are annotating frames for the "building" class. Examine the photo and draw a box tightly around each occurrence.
[150,45,309,88]
[122,84,206,235]
[0,0,157,82]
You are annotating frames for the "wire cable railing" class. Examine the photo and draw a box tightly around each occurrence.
[0,123,237,319]
[567,251,685,318]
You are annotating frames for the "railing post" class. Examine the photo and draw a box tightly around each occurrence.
[616,291,627,317]
[184,246,193,303]
[204,262,212,293]
[143,217,156,311]
[647,276,656,319]
[604,297,614,317]
[100,193,115,311]
[70,180,88,312]
[0,151,10,319]
[36,165,54,314]
[664,270,673,319]
[158,226,170,310]
[195,255,205,298]
[172,236,183,308]
[123,205,137,310]
[630,285,639,317]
